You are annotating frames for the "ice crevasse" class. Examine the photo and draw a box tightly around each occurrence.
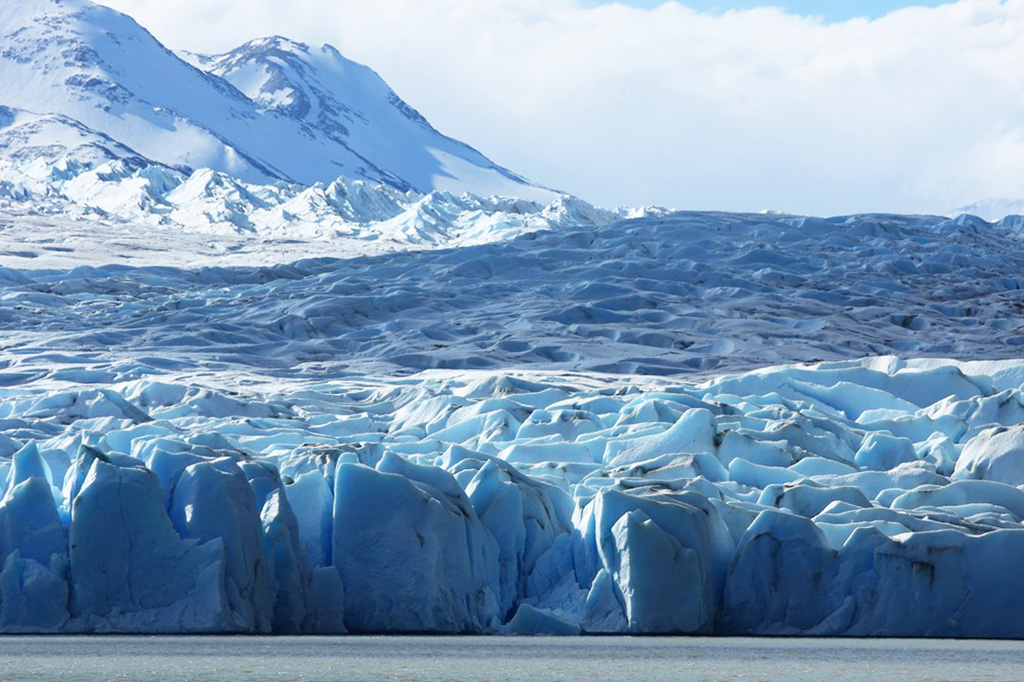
[4,359,1024,636]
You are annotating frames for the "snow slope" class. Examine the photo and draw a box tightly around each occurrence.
[0,106,146,168]
[0,0,554,200]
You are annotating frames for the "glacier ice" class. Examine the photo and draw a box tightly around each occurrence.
[0,351,1024,635]
[4,202,1024,634]
[332,459,501,633]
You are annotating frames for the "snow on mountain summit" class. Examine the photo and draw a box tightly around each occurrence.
[0,0,555,200]
[187,35,554,201]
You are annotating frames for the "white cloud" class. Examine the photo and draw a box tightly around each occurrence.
[99,0,1024,215]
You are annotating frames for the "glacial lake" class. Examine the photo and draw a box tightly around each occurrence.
[0,636,1022,681]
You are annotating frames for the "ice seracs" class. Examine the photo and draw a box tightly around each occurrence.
[0,157,622,251]
[6,357,1024,635]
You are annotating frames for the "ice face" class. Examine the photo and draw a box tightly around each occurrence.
[68,451,230,633]
[0,352,1023,635]
[332,460,501,633]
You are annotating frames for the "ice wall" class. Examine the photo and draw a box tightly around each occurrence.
[2,359,1024,635]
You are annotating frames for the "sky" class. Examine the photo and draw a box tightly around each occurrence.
[590,0,953,21]
[97,0,1024,216]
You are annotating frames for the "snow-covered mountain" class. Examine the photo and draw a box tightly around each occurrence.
[0,0,649,263]
[951,197,1024,223]
[0,0,555,201]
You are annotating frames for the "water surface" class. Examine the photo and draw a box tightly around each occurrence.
[0,636,1021,681]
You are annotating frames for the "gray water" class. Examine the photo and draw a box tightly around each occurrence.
[0,636,1022,681]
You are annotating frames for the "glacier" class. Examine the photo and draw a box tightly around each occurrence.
[0,158,626,265]
[4,352,1024,635]
[3,0,1024,639]
[1,204,1024,636]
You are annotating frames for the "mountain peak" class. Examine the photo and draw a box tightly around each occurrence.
[250,35,313,55]
[190,33,556,200]
[198,34,425,131]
